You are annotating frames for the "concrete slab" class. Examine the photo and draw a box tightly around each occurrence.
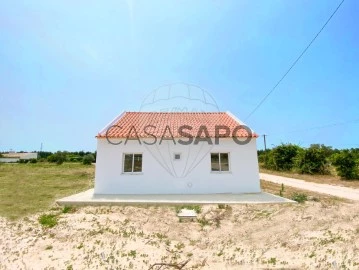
[57,189,294,206]
[177,209,198,218]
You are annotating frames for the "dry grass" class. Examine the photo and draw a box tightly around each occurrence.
[0,162,352,220]
[0,163,94,219]
[260,167,359,188]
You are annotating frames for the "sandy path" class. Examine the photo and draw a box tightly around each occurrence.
[260,173,359,201]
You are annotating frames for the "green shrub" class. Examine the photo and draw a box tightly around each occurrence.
[38,151,53,159]
[296,145,329,174]
[47,152,66,165]
[62,206,75,213]
[197,218,210,227]
[264,144,301,171]
[217,204,231,210]
[39,214,58,228]
[332,151,358,180]
[309,144,336,158]
[257,150,268,163]
[68,155,82,162]
[291,193,308,203]
[82,154,95,165]
[29,158,37,164]
[56,159,64,165]
[47,155,56,163]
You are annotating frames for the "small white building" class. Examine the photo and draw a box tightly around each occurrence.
[0,152,38,163]
[94,112,261,195]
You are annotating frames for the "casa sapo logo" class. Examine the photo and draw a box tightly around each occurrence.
[105,124,253,146]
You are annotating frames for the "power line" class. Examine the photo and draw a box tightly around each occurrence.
[245,0,345,121]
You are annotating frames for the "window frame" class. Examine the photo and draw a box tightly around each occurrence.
[210,152,231,173]
[122,153,143,174]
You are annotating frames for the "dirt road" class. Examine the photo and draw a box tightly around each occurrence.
[260,173,359,201]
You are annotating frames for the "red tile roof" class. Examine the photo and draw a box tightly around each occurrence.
[97,112,258,138]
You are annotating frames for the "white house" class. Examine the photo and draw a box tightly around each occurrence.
[94,112,261,195]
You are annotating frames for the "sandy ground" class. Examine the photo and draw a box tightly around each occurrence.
[260,173,359,201]
[1,202,359,270]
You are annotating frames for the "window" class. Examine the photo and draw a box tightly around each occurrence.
[123,153,142,173]
[174,153,181,160]
[211,153,229,172]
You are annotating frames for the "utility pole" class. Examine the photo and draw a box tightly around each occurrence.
[40,142,43,153]
[263,134,268,166]
[263,134,267,152]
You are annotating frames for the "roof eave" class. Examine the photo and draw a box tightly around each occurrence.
[96,111,126,138]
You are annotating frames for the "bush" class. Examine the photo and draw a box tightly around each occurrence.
[39,214,58,228]
[19,159,29,164]
[68,154,82,162]
[62,206,75,213]
[217,204,232,213]
[257,150,266,163]
[332,151,358,180]
[264,144,301,171]
[47,152,66,165]
[82,154,95,165]
[291,193,308,203]
[38,151,53,159]
[47,154,56,162]
[29,158,37,164]
[296,145,329,174]
[56,157,65,165]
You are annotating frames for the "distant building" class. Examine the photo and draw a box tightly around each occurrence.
[0,152,38,163]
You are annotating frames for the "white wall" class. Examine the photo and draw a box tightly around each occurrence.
[94,138,261,194]
[0,158,19,163]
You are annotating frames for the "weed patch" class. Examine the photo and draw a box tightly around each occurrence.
[39,214,58,228]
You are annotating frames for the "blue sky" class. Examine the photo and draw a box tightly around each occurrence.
[0,0,358,152]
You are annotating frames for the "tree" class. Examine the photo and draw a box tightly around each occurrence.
[309,144,335,158]
[38,151,53,159]
[264,144,301,171]
[332,150,358,180]
[296,145,329,174]
[257,150,266,163]
[82,154,95,165]
[47,152,66,165]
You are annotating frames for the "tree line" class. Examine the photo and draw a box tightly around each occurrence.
[258,144,359,180]
[37,151,96,165]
